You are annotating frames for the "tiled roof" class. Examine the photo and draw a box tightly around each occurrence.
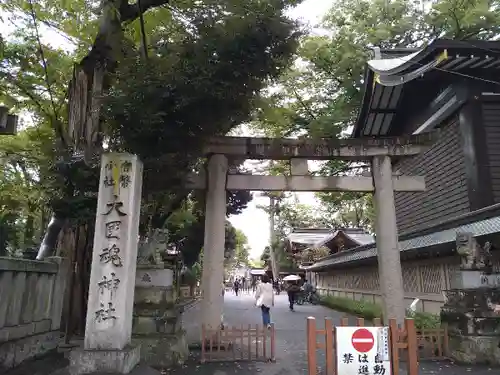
[306,214,500,271]
[312,229,374,248]
[353,39,500,138]
[287,228,333,246]
[287,228,373,245]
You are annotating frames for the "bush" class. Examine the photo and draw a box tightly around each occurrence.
[410,310,441,330]
[319,295,441,330]
[320,295,383,321]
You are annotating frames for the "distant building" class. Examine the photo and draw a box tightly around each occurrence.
[285,227,373,265]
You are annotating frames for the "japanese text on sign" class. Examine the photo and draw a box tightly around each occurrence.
[336,327,391,375]
[342,353,386,374]
[103,160,133,192]
[94,157,134,324]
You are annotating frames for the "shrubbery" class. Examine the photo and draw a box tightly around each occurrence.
[320,295,441,330]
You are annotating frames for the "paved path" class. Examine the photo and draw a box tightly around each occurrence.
[6,292,497,375]
[174,292,496,375]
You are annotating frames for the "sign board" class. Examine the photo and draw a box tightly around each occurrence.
[336,326,391,375]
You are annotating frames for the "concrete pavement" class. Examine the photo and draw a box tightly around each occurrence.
[175,291,496,375]
[5,292,496,375]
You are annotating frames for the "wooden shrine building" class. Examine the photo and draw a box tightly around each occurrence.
[304,39,500,314]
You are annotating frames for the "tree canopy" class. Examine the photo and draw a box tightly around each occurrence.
[0,0,303,264]
[251,0,500,235]
[1,0,499,294]
[0,0,304,333]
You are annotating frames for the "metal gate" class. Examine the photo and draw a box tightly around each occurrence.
[201,323,276,363]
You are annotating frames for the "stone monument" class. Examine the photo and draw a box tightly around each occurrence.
[132,229,188,367]
[441,232,500,364]
[69,153,143,374]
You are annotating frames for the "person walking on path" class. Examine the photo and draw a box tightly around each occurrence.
[255,274,274,328]
[234,278,240,296]
[286,281,301,311]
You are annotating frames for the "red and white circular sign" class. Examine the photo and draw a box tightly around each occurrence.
[351,328,374,353]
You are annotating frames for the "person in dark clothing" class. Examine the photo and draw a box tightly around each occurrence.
[234,279,240,296]
[273,280,280,294]
[286,281,301,311]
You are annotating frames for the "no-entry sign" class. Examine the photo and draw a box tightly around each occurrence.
[336,326,391,375]
[351,328,374,353]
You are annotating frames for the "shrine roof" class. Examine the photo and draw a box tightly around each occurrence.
[352,39,500,138]
[286,228,333,246]
[312,228,374,249]
[305,203,500,271]
[286,228,374,255]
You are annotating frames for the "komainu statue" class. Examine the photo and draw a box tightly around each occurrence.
[455,232,492,270]
[137,228,168,265]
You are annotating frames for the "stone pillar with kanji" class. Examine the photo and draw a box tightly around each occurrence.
[69,153,143,375]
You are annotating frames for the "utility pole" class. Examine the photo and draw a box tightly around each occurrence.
[268,196,279,282]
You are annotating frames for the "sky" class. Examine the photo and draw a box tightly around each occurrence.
[2,0,337,259]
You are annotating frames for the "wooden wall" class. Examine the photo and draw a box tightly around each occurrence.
[393,116,470,233]
[483,97,500,203]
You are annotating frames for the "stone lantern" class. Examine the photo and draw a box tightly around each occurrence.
[132,229,188,367]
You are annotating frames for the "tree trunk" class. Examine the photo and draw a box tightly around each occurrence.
[36,214,65,260]
[24,212,35,247]
[60,221,94,338]
[36,0,170,261]
[0,219,7,256]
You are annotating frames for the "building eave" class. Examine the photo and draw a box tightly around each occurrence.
[351,39,500,138]
[305,203,500,272]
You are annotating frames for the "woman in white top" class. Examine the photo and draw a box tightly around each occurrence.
[255,274,274,328]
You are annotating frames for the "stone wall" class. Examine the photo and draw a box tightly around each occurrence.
[0,256,69,370]
[310,253,500,315]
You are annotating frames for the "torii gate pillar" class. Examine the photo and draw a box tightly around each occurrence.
[372,155,405,324]
[200,154,228,330]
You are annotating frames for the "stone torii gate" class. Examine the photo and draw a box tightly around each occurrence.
[189,134,433,330]
[69,134,433,373]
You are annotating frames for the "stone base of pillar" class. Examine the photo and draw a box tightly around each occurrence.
[68,344,141,375]
[132,330,188,368]
[447,334,500,365]
[441,235,500,366]
[133,266,188,367]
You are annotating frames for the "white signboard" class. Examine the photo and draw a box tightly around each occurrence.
[336,326,391,375]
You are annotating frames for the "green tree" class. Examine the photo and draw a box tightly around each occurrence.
[233,229,250,267]
[0,0,303,336]
[250,0,500,230]
[224,227,250,269]
[1,0,303,261]
[0,123,56,254]
[258,197,327,269]
[166,189,252,267]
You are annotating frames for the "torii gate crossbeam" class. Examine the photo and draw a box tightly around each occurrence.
[202,133,434,160]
